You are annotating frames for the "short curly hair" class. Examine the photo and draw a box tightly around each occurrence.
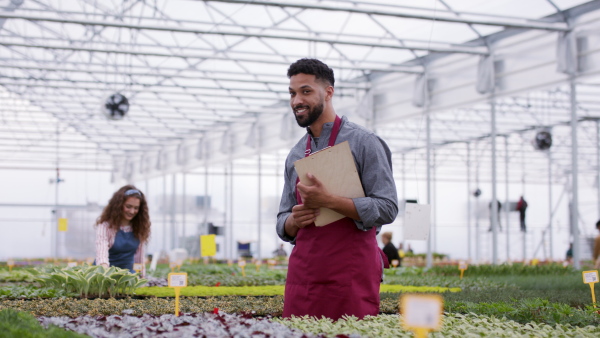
[287,58,335,87]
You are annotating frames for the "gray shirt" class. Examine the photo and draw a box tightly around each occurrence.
[276,115,399,243]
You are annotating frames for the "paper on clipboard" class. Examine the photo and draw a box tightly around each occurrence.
[294,141,365,227]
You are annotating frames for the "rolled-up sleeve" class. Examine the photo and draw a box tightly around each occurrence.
[95,222,111,266]
[352,134,398,232]
[276,156,298,243]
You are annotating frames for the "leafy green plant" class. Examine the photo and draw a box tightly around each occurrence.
[32,265,147,298]
[0,285,75,299]
[0,309,87,337]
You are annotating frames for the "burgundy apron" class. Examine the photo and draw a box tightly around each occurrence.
[283,116,386,320]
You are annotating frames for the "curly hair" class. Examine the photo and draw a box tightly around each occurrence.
[96,185,151,243]
[287,58,335,87]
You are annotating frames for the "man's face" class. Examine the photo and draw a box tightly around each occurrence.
[288,73,327,128]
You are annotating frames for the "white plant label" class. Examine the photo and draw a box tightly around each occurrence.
[583,270,599,284]
[133,263,143,272]
[67,262,77,268]
[7,260,14,266]
[238,260,246,267]
[168,273,188,287]
[459,261,468,270]
[401,294,443,330]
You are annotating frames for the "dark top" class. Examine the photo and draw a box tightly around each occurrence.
[382,242,401,265]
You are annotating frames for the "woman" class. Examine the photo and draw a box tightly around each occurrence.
[95,185,151,276]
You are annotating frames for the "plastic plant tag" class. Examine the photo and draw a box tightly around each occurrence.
[238,260,246,267]
[133,263,143,272]
[583,270,599,284]
[67,262,77,268]
[168,273,188,287]
[400,293,443,337]
[391,259,399,267]
[168,272,188,317]
[582,270,599,307]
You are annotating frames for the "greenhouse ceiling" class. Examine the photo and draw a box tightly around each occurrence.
[1,0,600,185]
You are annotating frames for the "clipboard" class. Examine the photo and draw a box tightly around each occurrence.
[294,141,365,227]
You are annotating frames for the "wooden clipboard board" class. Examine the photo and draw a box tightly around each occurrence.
[294,141,365,227]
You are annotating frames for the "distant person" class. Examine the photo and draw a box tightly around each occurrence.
[516,196,528,232]
[594,221,600,269]
[488,200,502,232]
[381,232,401,267]
[407,244,414,254]
[95,185,151,277]
[565,243,573,263]
[273,244,287,257]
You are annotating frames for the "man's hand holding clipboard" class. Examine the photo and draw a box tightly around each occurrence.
[294,141,365,227]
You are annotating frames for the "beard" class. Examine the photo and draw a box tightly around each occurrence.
[293,102,324,128]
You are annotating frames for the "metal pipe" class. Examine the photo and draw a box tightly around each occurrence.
[172,174,177,249]
[204,0,568,31]
[491,96,499,265]
[426,112,433,268]
[467,142,472,261]
[504,136,510,262]
[0,14,489,54]
[548,149,553,259]
[570,78,580,269]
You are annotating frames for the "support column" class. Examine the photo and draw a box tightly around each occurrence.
[171,174,177,249]
[258,153,262,260]
[475,147,481,263]
[162,175,167,253]
[426,112,433,268]
[182,172,186,244]
[547,149,553,260]
[229,161,235,259]
[491,97,499,265]
[466,143,472,261]
[597,120,600,220]
[504,136,510,262]
[570,78,580,269]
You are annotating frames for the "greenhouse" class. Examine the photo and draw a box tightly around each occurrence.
[1,0,600,337]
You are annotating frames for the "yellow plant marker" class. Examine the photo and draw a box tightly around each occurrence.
[400,294,443,338]
[86,257,94,265]
[582,270,599,307]
[168,273,187,317]
[255,260,262,272]
[531,258,539,266]
[227,259,233,267]
[238,260,246,277]
[7,259,15,272]
[133,263,143,274]
[200,235,217,257]
[58,218,68,232]
[458,261,468,280]
[67,262,77,268]
[391,259,399,268]
[169,261,177,273]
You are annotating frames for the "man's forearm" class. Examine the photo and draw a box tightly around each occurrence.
[323,195,360,220]
[284,214,300,238]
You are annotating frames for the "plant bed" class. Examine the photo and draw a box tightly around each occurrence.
[135,284,460,298]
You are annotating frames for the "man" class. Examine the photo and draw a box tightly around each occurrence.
[276,58,398,320]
